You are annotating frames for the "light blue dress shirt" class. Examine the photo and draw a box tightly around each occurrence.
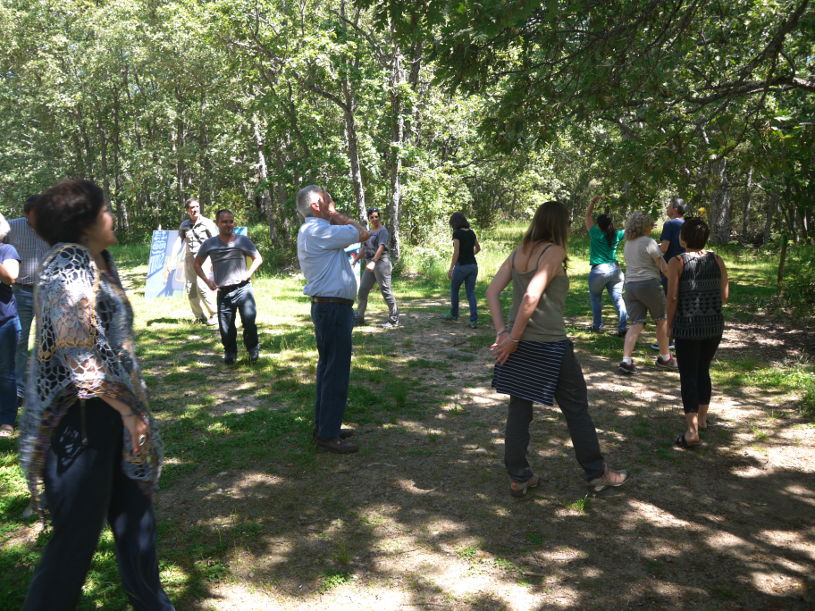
[297,217,359,302]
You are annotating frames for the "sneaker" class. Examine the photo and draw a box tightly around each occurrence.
[249,350,260,363]
[382,321,401,329]
[206,316,218,326]
[510,474,541,497]
[617,361,637,374]
[441,313,458,321]
[223,354,235,365]
[313,427,355,440]
[586,465,630,491]
[315,436,359,454]
[467,320,477,329]
[651,341,675,351]
[656,355,679,369]
[354,318,366,327]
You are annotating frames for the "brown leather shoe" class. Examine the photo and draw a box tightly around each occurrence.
[315,437,359,454]
[313,427,354,439]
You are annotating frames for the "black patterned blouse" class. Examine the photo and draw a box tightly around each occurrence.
[671,251,724,340]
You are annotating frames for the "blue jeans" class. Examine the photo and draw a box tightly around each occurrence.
[13,285,33,397]
[588,264,627,332]
[0,316,20,427]
[451,263,478,322]
[311,302,354,440]
[216,283,259,357]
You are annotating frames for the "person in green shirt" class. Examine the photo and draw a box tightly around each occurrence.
[585,196,627,336]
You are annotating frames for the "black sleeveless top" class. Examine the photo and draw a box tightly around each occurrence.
[671,251,724,340]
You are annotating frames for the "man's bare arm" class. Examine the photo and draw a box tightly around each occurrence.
[194,256,218,291]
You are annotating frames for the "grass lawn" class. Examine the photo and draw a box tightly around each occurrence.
[1,221,813,610]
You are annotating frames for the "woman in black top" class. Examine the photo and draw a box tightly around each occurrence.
[666,218,729,448]
[442,212,481,328]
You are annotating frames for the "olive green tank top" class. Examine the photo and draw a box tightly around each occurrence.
[507,245,569,342]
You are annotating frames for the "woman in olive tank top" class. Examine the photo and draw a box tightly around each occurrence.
[486,201,630,497]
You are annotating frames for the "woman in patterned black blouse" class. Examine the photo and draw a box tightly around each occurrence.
[666,218,729,448]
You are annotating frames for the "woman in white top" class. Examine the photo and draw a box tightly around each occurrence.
[618,211,678,374]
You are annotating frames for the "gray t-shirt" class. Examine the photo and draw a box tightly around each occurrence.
[197,234,260,287]
[624,237,662,283]
[363,226,390,260]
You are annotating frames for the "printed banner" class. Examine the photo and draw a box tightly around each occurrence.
[346,242,361,290]
[145,227,247,299]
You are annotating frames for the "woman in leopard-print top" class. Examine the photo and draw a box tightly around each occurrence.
[666,218,729,449]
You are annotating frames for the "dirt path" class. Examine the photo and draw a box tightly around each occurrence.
[156,295,815,611]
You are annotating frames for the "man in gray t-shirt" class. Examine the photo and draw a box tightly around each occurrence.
[194,210,263,365]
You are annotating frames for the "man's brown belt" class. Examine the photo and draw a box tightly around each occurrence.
[311,297,354,306]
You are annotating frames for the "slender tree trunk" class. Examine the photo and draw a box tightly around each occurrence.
[253,117,279,246]
[763,190,776,244]
[708,157,731,245]
[342,82,367,224]
[199,88,211,216]
[742,167,753,235]
[387,41,405,260]
[97,117,112,218]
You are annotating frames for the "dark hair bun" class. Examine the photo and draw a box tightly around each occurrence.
[33,181,106,246]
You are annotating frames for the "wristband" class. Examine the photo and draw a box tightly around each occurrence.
[507,335,520,344]
[497,330,509,336]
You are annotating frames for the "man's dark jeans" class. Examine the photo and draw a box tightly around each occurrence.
[217,283,259,358]
[311,301,354,440]
[504,341,606,483]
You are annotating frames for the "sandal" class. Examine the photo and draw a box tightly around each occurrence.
[0,425,13,437]
[698,417,714,432]
[674,433,699,449]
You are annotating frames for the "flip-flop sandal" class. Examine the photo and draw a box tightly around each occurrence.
[674,433,699,449]
[699,417,714,431]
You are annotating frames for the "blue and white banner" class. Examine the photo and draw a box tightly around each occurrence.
[145,227,247,299]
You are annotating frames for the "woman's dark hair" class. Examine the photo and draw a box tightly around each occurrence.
[596,214,617,247]
[680,217,710,249]
[367,207,380,217]
[449,212,470,231]
[33,181,106,246]
[522,201,570,269]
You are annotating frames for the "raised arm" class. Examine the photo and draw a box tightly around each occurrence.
[585,195,604,232]
[322,196,370,243]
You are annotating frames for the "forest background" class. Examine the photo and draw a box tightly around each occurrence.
[0,0,813,305]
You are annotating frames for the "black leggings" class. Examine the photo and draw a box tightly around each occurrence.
[674,336,722,414]
[23,399,174,611]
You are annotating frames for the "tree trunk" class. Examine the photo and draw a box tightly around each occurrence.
[96,116,112,220]
[253,117,279,246]
[708,157,731,245]
[742,167,753,235]
[763,190,776,244]
[198,89,211,216]
[387,41,405,260]
[342,81,367,224]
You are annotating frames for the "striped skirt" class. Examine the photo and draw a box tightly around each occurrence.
[491,339,569,406]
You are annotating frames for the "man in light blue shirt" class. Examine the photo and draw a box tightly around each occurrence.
[297,186,369,454]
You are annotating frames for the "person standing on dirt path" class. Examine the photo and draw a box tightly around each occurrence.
[351,207,400,329]
[666,218,728,449]
[296,186,370,455]
[164,198,218,326]
[194,210,263,366]
[442,212,481,328]
[487,201,630,497]
[651,196,687,352]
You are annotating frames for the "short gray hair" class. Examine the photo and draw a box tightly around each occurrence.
[624,210,654,240]
[0,213,9,242]
[296,185,323,219]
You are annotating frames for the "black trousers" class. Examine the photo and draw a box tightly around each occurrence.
[504,342,606,483]
[23,399,174,611]
[674,335,722,414]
